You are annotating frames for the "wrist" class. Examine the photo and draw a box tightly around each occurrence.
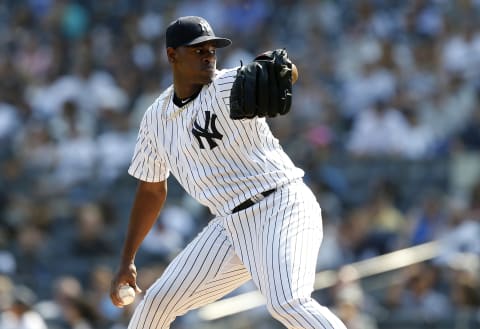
[120,255,135,267]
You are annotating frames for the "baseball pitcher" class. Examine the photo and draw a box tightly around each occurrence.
[110,15,347,329]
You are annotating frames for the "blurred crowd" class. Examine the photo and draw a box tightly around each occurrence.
[1,0,480,328]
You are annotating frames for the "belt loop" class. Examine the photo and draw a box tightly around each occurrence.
[232,188,276,214]
[250,193,265,203]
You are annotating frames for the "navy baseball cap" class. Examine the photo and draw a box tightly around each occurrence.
[166,16,231,48]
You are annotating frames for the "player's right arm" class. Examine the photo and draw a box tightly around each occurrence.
[110,179,167,307]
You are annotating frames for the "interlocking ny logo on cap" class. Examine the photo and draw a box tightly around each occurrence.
[199,20,212,35]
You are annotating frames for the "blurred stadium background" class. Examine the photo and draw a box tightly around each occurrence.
[0,0,479,328]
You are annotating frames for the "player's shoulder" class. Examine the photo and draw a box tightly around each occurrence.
[213,68,239,85]
[210,68,238,97]
[140,85,172,124]
[147,86,173,115]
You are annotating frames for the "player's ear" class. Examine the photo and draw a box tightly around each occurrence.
[166,47,177,63]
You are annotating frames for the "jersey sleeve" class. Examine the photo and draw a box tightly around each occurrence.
[214,68,238,111]
[128,108,170,182]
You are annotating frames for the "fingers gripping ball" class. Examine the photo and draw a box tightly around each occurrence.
[118,284,136,306]
[230,48,295,120]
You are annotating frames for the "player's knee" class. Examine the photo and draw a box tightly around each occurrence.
[266,297,311,324]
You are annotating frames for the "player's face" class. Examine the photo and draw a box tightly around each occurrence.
[170,41,217,84]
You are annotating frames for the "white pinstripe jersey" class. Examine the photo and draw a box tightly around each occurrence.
[128,68,304,216]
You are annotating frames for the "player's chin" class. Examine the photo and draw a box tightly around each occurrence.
[201,68,216,82]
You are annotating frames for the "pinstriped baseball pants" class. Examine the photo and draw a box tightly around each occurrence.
[128,181,347,329]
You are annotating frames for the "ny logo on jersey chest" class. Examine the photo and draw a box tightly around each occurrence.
[192,111,223,149]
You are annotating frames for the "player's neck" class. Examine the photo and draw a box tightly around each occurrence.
[173,88,201,107]
[173,83,203,100]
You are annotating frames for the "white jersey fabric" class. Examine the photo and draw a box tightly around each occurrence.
[128,68,304,216]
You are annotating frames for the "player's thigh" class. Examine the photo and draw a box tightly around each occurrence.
[141,219,251,315]
[235,182,323,299]
[224,181,323,299]
[259,182,323,298]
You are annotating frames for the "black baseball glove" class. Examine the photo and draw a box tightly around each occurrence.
[229,49,293,120]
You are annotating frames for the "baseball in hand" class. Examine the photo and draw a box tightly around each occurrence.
[118,285,136,305]
[292,64,298,84]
